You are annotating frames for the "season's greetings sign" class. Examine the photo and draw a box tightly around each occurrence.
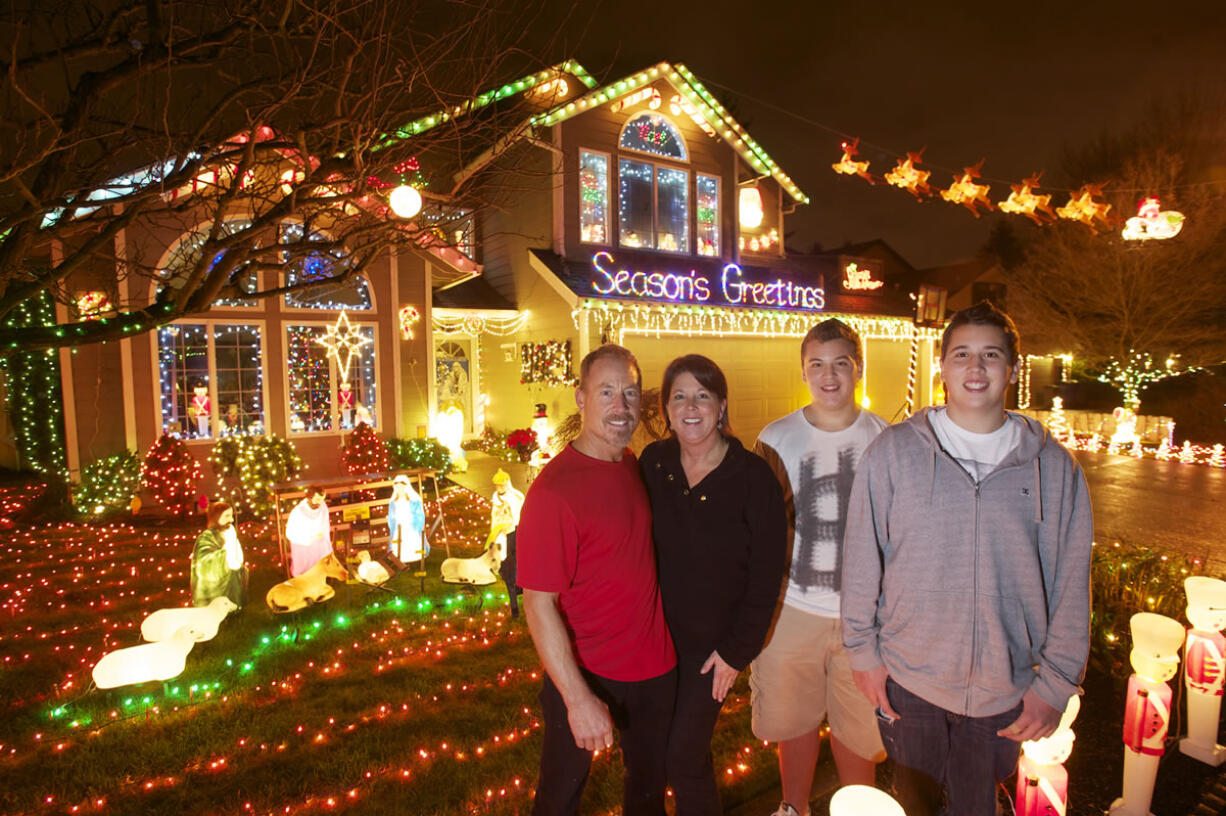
[589,251,825,310]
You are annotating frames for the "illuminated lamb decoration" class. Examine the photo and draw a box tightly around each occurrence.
[140,596,238,643]
[1122,196,1185,241]
[92,625,203,689]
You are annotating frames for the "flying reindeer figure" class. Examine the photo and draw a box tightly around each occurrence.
[884,149,933,199]
[832,138,875,183]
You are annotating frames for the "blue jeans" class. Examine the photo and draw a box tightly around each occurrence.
[877,677,1022,816]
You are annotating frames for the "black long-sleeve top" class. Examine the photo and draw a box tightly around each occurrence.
[639,435,787,669]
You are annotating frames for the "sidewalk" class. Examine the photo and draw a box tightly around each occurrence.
[445,449,536,501]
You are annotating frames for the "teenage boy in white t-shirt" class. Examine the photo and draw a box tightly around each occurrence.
[751,319,887,816]
[841,301,1092,815]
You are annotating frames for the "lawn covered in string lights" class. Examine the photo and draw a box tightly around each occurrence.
[0,483,777,816]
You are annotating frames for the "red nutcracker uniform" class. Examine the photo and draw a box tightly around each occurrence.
[1123,675,1172,756]
[1015,754,1069,816]
[1185,630,1226,696]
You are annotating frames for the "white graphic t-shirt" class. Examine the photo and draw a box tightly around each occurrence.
[928,408,1023,483]
[755,408,887,618]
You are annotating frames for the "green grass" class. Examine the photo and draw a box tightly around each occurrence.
[0,485,779,816]
[6,480,1208,816]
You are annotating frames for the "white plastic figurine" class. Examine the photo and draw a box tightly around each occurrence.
[141,597,237,643]
[1109,612,1187,816]
[92,625,203,689]
[1179,576,1226,765]
[1015,696,1080,816]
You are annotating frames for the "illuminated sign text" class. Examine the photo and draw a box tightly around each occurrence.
[590,252,824,311]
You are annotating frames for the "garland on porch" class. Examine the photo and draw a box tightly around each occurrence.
[519,340,578,388]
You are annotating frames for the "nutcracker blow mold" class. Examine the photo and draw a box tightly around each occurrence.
[1015,696,1079,816]
[1109,612,1186,816]
[1179,576,1226,765]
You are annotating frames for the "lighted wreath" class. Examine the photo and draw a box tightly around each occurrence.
[520,340,578,388]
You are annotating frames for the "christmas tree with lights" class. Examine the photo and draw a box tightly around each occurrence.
[342,422,389,477]
[141,435,203,516]
[210,435,304,517]
[1179,441,1197,465]
[1210,444,1225,468]
[74,451,141,516]
[1047,397,1070,445]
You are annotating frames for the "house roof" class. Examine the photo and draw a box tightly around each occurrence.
[382,60,809,205]
[917,255,1001,296]
[432,275,516,311]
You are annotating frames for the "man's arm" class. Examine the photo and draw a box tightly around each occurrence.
[523,589,613,752]
[840,441,898,718]
[1002,458,1094,741]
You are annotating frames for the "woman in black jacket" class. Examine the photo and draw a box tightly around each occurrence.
[640,354,787,815]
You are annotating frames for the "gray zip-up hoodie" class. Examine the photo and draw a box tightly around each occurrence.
[840,407,1093,717]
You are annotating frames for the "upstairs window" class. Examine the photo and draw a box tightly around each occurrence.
[281,223,372,310]
[161,220,259,308]
[579,150,610,244]
[696,174,720,257]
[619,112,687,161]
[618,159,689,253]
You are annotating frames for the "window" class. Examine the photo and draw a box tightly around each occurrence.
[696,174,720,257]
[419,201,476,258]
[579,150,610,244]
[286,323,377,433]
[618,159,689,253]
[158,323,265,439]
[619,112,687,161]
[656,167,689,253]
[161,220,259,308]
[281,223,372,310]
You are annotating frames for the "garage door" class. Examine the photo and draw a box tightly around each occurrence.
[626,334,809,445]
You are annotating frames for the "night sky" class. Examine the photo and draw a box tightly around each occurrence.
[532,0,1226,268]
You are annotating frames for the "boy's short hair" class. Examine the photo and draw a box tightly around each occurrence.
[305,484,327,499]
[800,319,863,368]
[941,301,1021,365]
[578,343,642,389]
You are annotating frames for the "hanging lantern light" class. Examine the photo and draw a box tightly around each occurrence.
[389,184,423,219]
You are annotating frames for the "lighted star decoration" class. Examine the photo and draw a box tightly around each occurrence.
[316,310,372,380]
[940,159,994,217]
[832,138,874,183]
[1122,196,1185,241]
[1056,183,1112,229]
[997,172,1055,224]
[884,150,933,199]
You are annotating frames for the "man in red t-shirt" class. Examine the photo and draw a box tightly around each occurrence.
[519,344,677,816]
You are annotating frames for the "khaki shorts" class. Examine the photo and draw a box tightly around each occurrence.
[749,604,885,762]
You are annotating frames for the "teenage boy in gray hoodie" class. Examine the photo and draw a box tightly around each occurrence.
[841,301,1092,816]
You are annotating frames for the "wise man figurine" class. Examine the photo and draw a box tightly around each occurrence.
[1179,576,1226,765]
[338,381,355,428]
[1015,696,1079,816]
[1109,612,1187,816]
[190,385,211,437]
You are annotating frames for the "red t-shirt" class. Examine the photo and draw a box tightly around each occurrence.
[517,444,675,681]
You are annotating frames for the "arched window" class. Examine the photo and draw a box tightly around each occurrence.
[161,220,259,307]
[281,222,372,310]
[613,112,691,253]
[619,112,687,161]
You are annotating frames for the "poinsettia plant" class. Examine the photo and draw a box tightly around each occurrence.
[505,428,539,462]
